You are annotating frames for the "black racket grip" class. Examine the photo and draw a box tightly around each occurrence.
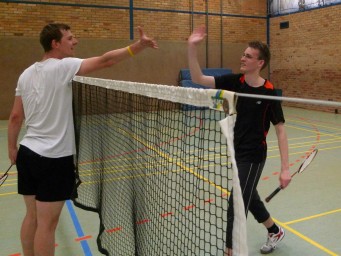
[265,186,282,203]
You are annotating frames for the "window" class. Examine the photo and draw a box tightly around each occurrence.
[269,0,341,15]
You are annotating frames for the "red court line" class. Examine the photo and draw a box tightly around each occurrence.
[161,212,174,218]
[75,235,92,242]
[106,227,122,233]
[183,204,195,211]
[136,219,150,224]
[204,198,214,203]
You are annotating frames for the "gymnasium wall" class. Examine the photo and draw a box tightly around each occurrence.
[270,4,341,112]
[0,1,340,119]
[0,0,267,120]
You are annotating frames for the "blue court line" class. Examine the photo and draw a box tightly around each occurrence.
[66,200,93,256]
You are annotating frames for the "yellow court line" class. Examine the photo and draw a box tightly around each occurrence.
[3,146,340,189]
[270,139,316,147]
[177,161,230,195]
[302,137,341,147]
[81,168,183,185]
[286,124,341,140]
[1,157,231,189]
[75,143,330,181]
[124,128,230,195]
[73,123,232,195]
[274,218,339,256]
[0,191,17,196]
[308,145,341,151]
[291,139,341,149]
[79,166,230,199]
[267,130,341,148]
[286,124,320,133]
[267,149,316,160]
[284,209,341,225]
[268,137,341,150]
[287,118,341,130]
[4,146,341,190]
[267,146,341,161]
[0,181,17,187]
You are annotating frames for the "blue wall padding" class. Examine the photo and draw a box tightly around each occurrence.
[179,68,232,110]
[179,68,232,82]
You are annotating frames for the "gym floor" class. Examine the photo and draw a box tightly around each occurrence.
[1,106,340,256]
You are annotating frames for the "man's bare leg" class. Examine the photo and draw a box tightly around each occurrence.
[21,195,37,256]
[34,200,65,256]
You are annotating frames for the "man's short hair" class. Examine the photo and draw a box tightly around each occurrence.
[248,41,271,70]
[40,23,71,52]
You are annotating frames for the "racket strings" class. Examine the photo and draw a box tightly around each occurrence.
[0,165,13,187]
[298,149,318,173]
[0,174,8,186]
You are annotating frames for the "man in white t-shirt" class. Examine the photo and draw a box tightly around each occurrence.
[8,23,158,256]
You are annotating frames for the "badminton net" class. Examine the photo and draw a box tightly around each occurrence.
[71,76,246,256]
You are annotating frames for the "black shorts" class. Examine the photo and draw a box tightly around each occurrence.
[16,145,76,202]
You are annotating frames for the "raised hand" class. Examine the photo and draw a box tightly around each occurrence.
[138,26,158,49]
[188,25,207,45]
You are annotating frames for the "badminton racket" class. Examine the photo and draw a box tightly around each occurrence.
[265,149,318,203]
[0,165,13,187]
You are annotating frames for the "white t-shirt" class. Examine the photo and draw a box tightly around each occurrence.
[16,57,83,158]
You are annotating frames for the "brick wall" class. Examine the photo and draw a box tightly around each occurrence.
[0,0,268,119]
[0,1,340,118]
[270,5,341,112]
[0,0,267,41]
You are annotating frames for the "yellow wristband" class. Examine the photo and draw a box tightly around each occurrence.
[127,46,134,57]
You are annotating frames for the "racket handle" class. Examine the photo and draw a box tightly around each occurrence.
[265,186,282,203]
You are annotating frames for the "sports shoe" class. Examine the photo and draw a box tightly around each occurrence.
[260,226,285,254]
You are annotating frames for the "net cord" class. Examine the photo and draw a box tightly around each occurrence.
[74,76,341,108]
[73,76,233,110]
[236,92,341,107]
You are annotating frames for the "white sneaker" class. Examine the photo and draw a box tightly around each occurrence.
[260,226,285,254]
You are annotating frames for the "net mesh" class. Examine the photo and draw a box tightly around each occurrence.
[71,76,246,256]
